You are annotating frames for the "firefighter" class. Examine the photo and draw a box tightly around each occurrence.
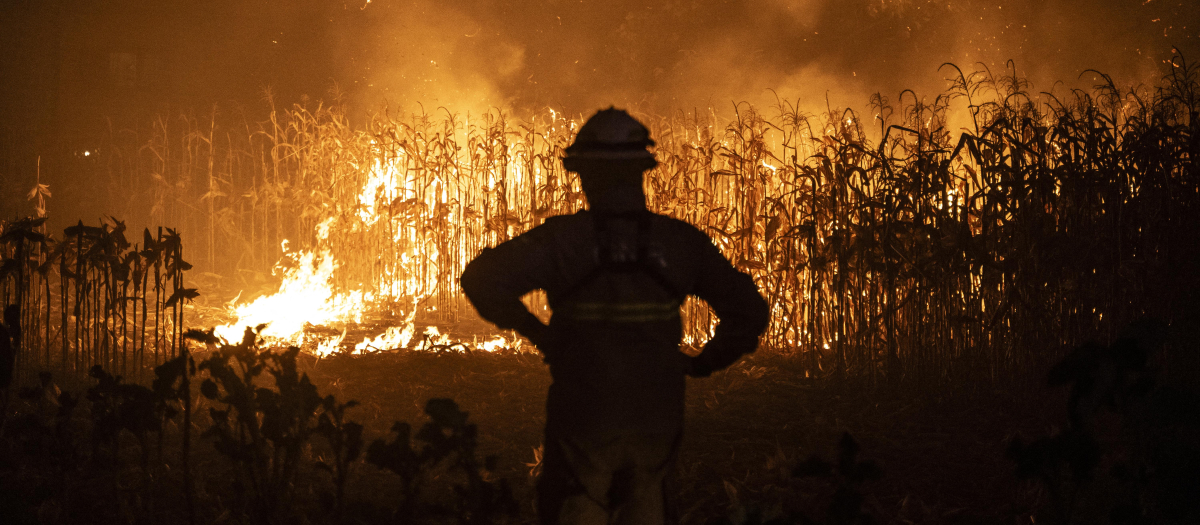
[460,107,769,525]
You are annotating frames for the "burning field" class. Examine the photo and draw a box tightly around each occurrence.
[3,0,1200,523]
[12,57,1200,382]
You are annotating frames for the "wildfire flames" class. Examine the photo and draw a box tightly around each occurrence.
[214,241,514,357]
[213,145,519,357]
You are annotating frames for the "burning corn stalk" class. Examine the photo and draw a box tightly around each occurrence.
[56,57,1200,382]
[208,108,581,355]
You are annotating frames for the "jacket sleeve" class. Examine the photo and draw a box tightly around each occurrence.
[688,235,770,376]
[459,228,555,347]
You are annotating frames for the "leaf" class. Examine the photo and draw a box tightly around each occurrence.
[152,355,188,396]
[169,258,193,272]
[184,329,219,345]
[165,287,200,308]
[764,213,782,241]
[209,407,229,424]
[424,398,468,428]
[722,479,740,508]
[0,259,17,280]
[738,258,766,270]
[200,379,219,400]
[729,227,753,239]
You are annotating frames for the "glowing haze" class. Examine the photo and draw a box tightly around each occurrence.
[2,0,1195,221]
[328,0,1197,118]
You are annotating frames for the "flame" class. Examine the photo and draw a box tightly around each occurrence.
[213,247,367,346]
[215,142,519,357]
[317,329,347,357]
[476,334,510,353]
[212,103,979,360]
[216,149,416,354]
[354,324,415,354]
[416,326,452,350]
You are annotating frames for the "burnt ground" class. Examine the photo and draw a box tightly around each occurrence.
[296,349,1062,525]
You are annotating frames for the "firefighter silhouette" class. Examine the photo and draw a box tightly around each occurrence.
[461,108,769,525]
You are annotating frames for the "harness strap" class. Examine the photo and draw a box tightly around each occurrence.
[557,211,684,321]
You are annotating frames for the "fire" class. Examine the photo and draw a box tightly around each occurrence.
[214,233,515,356]
[476,334,512,353]
[209,106,733,358]
[213,246,368,347]
[354,324,415,353]
[214,146,516,357]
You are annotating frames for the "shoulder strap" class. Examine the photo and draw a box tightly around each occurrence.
[558,210,684,302]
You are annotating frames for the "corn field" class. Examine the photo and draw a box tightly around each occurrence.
[6,58,1199,386]
[0,216,196,384]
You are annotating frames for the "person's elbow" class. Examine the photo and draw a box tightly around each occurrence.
[734,273,770,335]
[738,293,769,356]
[748,292,770,335]
[459,251,494,304]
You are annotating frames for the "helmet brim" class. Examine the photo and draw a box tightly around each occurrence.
[562,155,657,174]
[562,149,655,160]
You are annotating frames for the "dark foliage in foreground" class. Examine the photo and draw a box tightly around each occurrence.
[710,432,885,525]
[0,325,522,525]
[2,311,1200,524]
[365,398,518,525]
[0,310,892,525]
[1007,320,1200,524]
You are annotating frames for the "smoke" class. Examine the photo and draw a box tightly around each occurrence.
[2,0,1196,129]
[330,0,1198,120]
[2,0,1192,235]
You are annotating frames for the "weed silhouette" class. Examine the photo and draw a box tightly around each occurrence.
[713,432,882,525]
[1008,320,1200,524]
[197,326,324,523]
[366,398,518,524]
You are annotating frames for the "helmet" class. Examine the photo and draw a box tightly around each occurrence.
[563,107,655,161]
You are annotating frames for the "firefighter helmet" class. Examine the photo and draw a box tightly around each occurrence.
[563,108,656,171]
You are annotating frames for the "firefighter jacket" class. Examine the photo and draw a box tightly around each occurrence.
[460,186,769,437]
